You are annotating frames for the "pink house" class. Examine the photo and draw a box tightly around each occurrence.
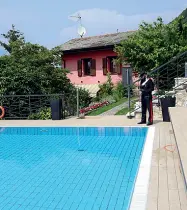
[61,32,135,96]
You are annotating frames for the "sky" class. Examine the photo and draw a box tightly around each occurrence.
[0,0,187,54]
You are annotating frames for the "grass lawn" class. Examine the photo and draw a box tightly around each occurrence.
[115,107,130,115]
[115,101,137,115]
[86,97,129,116]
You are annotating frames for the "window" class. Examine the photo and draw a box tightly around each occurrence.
[102,57,122,75]
[77,59,96,77]
[84,58,92,75]
[108,57,118,74]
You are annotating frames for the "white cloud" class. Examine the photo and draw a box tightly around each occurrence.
[0,6,183,47]
[60,8,181,42]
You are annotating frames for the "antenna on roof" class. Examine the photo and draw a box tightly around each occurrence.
[70,13,82,23]
[69,13,87,38]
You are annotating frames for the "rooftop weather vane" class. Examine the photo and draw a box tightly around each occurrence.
[69,13,87,38]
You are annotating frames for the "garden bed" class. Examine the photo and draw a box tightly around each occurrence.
[81,98,129,116]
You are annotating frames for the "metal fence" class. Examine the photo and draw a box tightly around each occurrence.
[151,51,187,92]
[126,51,187,115]
[0,94,78,120]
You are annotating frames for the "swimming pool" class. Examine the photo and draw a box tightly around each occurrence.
[0,126,153,210]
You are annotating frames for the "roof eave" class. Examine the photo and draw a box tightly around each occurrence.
[62,44,115,54]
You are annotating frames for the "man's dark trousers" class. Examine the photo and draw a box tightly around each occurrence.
[141,93,153,123]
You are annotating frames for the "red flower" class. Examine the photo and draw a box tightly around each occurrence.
[79,101,110,113]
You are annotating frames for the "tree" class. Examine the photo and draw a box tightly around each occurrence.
[0,26,91,119]
[115,16,187,73]
[0,24,24,53]
[0,26,91,101]
[0,41,72,95]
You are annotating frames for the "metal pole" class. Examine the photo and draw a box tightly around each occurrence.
[29,95,31,115]
[77,88,79,118]
[127,69,131,118]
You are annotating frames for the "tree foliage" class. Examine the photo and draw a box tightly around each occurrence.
[115,16,187,73]
[0,26,91,115]
[0,24,24,53]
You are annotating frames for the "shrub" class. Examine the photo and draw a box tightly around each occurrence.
[98,73,114,99]
[112,82,134,101]
[28,107,51,120]
[112,82,125,101]
[78,88,92,108]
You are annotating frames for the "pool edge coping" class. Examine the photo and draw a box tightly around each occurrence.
[129,126,155,210]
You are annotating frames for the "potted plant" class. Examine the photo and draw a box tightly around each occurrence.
[50,95,63,120]
[160,91,176,122]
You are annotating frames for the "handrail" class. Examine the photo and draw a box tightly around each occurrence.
[126,50,187,118]
[151,51,187,74]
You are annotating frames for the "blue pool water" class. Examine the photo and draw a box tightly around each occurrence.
[0,127,148,210]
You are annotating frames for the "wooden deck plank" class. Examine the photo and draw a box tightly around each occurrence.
[158,124,167,168]
[146,125,159,210]
[158,166,170,210]
[166,123,178,191]
[146,122,187,210]
[157,123,170,210]
[169,107,187,186]
[179,188,187,210]
[146,166,159,210]
[169,189,181,210]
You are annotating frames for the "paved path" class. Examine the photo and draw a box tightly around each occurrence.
[99,101,129,116]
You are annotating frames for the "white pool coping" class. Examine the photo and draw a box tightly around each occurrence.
[129,126,155,210]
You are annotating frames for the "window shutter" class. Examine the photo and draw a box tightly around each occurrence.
[90,59,96,76]
[116,63,122,75]
[62,60,65,68]
[77,60,82,77]
[102,58,107,75]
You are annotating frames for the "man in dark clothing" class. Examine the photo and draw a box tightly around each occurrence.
[138,72,154,126]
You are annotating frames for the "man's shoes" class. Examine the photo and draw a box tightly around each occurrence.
[147,121,153,126]
[137,121,146,124]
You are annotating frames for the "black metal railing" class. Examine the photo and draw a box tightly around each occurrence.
[151,51,187,91]
[126,50,187,115]
[0,94,77,120]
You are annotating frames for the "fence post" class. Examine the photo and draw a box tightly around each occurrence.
[29,95,31,115]
[77,88,79,118]
[127,68,131,118]
[61,94,65,119]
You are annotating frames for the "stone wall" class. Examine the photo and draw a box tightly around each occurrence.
[174,78,187,90]
[175,90,187,107]
[174,78,187,107]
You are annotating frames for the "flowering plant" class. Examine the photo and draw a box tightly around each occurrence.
[79,101,109,114]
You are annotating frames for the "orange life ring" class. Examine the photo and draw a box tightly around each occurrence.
[0,106,5,119]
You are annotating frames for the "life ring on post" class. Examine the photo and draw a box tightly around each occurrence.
[0,106,5,119]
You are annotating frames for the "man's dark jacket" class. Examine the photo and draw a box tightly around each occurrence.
[140,78,154,96]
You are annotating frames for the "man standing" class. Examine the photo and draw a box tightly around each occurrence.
[138,72,154,126]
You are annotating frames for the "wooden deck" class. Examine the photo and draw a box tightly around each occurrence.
[146,122,187,210]
[169,107,187,187]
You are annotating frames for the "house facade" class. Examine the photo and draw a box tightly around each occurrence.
[61,32,135,96]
